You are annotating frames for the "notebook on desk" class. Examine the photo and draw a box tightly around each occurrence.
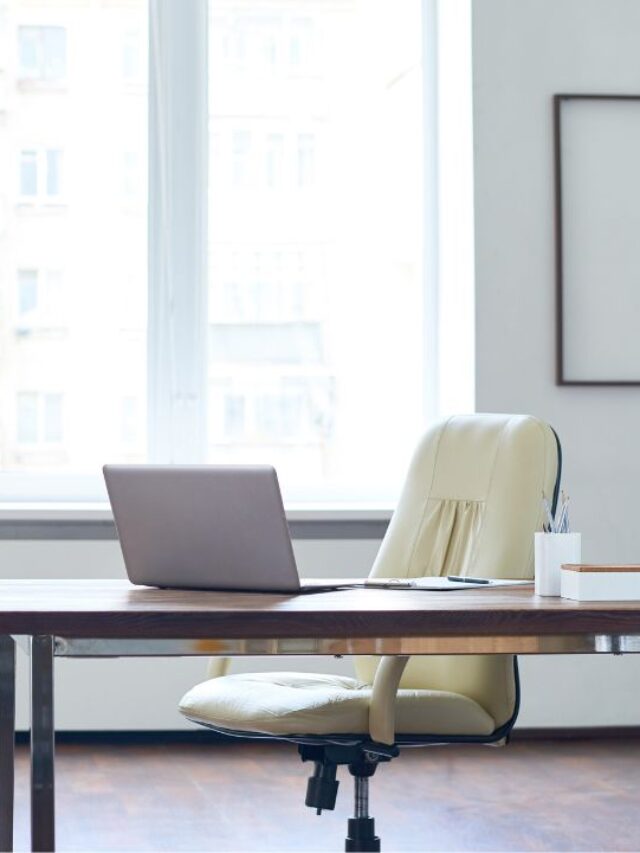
[361,577,533,591]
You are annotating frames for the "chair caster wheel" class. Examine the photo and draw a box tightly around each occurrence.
[345,817,381,852]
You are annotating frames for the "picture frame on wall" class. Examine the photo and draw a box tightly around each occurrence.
[554,93,640,386]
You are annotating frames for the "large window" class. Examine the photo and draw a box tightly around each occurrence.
[0,0,473,505]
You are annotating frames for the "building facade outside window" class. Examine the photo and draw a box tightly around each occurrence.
[0,0,148,482]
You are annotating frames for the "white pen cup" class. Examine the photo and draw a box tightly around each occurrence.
[534,532,581,597]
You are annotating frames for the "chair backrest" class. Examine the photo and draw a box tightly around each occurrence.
[354,413,560,729]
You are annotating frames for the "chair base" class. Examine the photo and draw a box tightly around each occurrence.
[345,817,380,852]
[300,745,387,850]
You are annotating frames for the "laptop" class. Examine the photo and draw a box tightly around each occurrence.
[103,464,340,593]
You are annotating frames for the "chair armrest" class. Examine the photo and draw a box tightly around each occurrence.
[369,655,410,745]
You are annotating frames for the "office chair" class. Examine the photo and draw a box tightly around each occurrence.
[179,414,561,851]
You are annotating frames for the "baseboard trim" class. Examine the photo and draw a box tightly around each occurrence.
[12,727,640,745]
[511,726,640,741]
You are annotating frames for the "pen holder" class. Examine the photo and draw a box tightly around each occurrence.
[535,532,581,597]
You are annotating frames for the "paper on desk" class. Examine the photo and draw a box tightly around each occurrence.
[363,577,533,591]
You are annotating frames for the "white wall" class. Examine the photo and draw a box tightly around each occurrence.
[473,0,640,725]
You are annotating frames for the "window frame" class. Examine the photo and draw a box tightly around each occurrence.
[147,0,208,465]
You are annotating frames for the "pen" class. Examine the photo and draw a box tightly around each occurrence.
[542,494,556,533]
[557,494,570,533]
[447,575,491,584]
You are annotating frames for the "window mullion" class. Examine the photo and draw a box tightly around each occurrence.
[148,0,208,463]
[422,0,440,426]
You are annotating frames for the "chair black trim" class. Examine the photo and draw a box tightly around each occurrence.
[550,426,563,516]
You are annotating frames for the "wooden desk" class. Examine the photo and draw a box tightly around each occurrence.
[1,579,640,852]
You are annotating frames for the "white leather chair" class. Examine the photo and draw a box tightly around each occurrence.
[179,414,561,851]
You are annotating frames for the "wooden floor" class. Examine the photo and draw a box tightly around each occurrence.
[10,736,640,851]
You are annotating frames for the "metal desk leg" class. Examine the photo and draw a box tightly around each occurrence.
[0,637,15,852]
[30,636,54,853]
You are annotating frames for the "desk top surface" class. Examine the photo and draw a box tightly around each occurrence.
[0,579,639,638]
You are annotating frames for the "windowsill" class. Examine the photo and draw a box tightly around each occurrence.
[0,503,393,540]
[0,502,393,523]
[0,504,391,540]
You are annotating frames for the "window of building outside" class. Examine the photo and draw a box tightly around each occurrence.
[17,25,66,81]
[18,149,37,195]
[0,0,474,506]
[15,268,64,328]
[16,391,63,445]
[19,148,63,199]
[17,269,38,315]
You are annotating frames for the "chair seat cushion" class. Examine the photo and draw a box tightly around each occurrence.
[179,671,496,737]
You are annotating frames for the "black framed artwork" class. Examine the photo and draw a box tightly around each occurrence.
[554,93,640,385]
